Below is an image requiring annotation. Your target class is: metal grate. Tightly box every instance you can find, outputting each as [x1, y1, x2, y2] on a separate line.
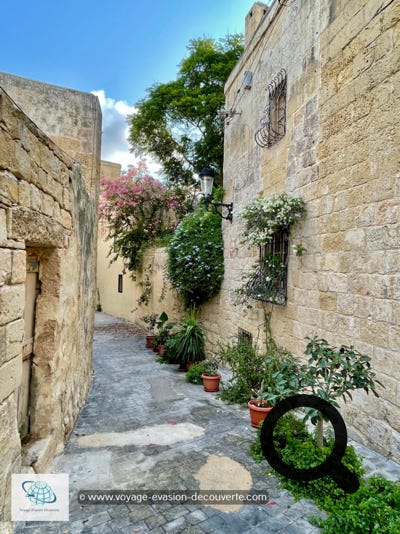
[255, 69, 287, 148]
[238, 328, 253, 346]
[245, 230, 289, 305]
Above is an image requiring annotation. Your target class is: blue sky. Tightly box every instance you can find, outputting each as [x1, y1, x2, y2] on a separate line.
[2, 0, 256, 168]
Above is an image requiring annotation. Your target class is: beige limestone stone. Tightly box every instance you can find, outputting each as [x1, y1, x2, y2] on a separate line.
[10, 250, 25, 284]
[194, 454, 252, 512]
[0, 357, 22, 403]
[0, 81, 100, 516]
[0, 250, 12, 286]
[0, 284, 24, 327]
[5, 319, 24, 362]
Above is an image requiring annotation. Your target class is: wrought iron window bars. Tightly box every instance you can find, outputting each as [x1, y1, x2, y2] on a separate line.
[255, 68, 287, 148]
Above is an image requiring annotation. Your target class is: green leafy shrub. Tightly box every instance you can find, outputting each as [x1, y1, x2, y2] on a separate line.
[250, 413, 309, 463]
[218, 340, 266, 404]
[312, 476, 400, 533]
[218, 339, 301, 405]
[299, 336, 383, 447]
[277, 435, 364, 510]
[167, 209, 224, 307]
[186, 362, 206, 384]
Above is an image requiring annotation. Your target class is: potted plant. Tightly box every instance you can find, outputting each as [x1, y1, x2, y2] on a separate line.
[299, 337, 383, 447]
[248, 348, 301, 428]
[142, 313, 158, 349]
[201, 360, 221, 392]
[168, 308, 206, 371]
[154, 312, 174, 355]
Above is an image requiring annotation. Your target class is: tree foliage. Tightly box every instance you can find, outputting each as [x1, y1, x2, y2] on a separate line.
[99, 160, 188, 272]
[128, 34, 243, 186]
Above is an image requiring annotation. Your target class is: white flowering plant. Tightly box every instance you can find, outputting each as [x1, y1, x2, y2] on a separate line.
[239, 192, 306, 247]
[235, 193, 306, 306]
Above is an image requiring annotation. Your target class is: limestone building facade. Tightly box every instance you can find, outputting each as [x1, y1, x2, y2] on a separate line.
[204, 0, 399, 461]
[0, 74, 101, 519]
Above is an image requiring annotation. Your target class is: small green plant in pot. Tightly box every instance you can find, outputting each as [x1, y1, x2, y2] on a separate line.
[201, 360, 221, 392]
[142, 313, 158, 349]
[168, 308, 206, 371]
[299, 337, 384, 447]
[248, 347, 301, 428]
[154, 312, 174, 354]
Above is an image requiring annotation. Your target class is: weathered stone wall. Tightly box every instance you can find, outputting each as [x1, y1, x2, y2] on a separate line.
[206, 0, 400, 461]
[0, 72, 101, 195]
[0, 83, 99, 519]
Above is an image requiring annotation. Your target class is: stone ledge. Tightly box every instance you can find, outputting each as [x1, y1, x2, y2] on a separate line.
[21, 436, 59, 473]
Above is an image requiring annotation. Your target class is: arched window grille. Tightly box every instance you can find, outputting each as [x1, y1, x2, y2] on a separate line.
[255, 69, 287, 148]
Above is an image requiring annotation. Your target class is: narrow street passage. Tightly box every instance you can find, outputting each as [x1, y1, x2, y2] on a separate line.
[16, 313, 326, 533]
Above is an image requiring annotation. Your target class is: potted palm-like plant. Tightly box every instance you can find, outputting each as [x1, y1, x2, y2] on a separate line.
[201, 360, 221, 392]
[168, 308, 206, 371]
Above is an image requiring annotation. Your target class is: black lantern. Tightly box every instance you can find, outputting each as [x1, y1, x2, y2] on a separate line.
[198, 167, 233, 222]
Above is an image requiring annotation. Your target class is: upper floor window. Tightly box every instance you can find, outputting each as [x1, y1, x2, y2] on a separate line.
[255, 68, 287, 148]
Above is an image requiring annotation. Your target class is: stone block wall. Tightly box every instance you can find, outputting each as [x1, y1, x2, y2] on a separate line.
[0, 72, 101, 195]
[0, 84, 99, 519]
[209, 0, 400, 461]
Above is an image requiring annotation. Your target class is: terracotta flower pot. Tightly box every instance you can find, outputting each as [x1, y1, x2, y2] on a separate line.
[158, 345, 166, 356]
[247, 399, 273, 428]
[146, 334, 156, 349]
[201, 374, 221, 392]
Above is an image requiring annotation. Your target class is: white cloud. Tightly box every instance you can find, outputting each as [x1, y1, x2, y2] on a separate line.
[92, 89, 161, 175]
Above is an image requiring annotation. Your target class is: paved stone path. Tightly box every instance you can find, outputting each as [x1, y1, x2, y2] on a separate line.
[14, 313, 400, 533]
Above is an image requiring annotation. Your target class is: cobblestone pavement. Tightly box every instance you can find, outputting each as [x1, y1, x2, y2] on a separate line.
[14, 313, 400, 533]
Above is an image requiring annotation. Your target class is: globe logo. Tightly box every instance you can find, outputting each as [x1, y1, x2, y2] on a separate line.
[22, 480, 57, 505]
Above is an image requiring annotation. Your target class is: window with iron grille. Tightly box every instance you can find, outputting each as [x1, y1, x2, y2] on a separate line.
[245, 229, 289, 305]
[255, 69, 287, 148]
[238, 328, 253, 346]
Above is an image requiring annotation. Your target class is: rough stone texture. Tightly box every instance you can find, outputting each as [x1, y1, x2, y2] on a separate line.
[0, 82, 100, 520]
[216, 0, 400, 462]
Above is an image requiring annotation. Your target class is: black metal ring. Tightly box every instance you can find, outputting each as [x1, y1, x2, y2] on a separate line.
[260, 394, 360, 493]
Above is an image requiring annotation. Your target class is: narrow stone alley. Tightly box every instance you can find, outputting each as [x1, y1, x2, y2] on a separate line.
[14, 313, 400, 533]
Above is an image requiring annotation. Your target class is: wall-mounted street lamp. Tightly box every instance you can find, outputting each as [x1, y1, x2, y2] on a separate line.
[198, 166, 233, 223]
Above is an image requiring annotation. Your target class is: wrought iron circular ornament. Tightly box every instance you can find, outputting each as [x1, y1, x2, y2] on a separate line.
[260, 394, 360, 493]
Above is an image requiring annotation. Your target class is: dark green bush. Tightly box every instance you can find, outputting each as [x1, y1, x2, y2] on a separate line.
[186, 362, 205, 384]
[218, 340, 267, 404]
[167, 209, 224, 307]
[311, 476, 400, 533]
[249, 412, 309, 463]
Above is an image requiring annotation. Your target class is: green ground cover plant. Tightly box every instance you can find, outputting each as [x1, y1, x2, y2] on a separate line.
[249, 418, 400, 533]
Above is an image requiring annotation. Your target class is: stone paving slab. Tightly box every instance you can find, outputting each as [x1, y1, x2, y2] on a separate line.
[13, 313, 400, 533]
